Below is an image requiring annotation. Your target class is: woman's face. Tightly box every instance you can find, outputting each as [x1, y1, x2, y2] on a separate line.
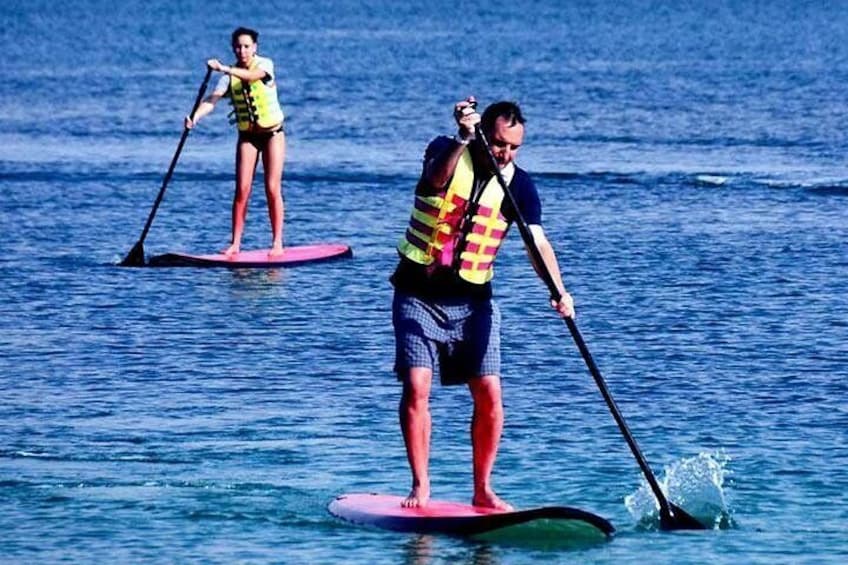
[232, 34, 257, 65]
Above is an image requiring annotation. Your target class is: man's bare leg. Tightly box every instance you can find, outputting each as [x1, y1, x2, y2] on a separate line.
[469, 375, 513, 511]
[399, 368, 432, 508]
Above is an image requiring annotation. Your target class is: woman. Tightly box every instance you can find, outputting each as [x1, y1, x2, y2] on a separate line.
[186, 27, 286, 257]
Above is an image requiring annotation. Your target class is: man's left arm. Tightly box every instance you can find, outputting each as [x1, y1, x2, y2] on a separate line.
[511, 171, 575, 318]
[525, 224, 574, 319]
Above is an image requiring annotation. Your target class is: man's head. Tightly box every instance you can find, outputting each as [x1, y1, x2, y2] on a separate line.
[481, 101, 525, 169]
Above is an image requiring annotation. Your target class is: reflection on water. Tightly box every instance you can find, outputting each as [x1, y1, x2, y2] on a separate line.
[401, 535, 435, 565]
[227, 267, 288, 286]
[401, 535, 502, 565]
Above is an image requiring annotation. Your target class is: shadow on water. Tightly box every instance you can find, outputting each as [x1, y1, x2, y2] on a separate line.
[804, 184, 848, 197]
[470, 518, 613, 551]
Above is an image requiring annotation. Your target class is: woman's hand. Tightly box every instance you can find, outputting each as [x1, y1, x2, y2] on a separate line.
[206, 58, 226, 72]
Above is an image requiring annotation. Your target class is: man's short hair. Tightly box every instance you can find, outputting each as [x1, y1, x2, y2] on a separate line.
[481, 101, 525, 134]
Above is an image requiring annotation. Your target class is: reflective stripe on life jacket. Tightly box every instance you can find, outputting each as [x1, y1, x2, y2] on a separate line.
[397, 147, 513, 284]
[230, 58, 284, 131]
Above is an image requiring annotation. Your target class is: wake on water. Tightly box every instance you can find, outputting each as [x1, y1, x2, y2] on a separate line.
[624, 451, 735, 531]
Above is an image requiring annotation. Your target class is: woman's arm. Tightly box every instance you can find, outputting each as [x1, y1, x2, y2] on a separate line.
[185, 91, 224, 129]
[208, 58, 267, 83]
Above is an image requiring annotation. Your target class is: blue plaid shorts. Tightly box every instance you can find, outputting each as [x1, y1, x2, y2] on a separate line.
[392, 291, 501, 385]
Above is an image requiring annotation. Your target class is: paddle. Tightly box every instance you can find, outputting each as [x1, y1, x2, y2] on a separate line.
[120, 67, 213, 267]
[473, 124, 705, 531]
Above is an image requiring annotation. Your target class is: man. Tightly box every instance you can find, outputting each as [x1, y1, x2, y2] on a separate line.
[391, 97, 574, 510]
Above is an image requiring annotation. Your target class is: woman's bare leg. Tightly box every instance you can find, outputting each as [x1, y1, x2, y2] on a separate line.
[223, 139, 260, 255]
[263, 131, 286, 256]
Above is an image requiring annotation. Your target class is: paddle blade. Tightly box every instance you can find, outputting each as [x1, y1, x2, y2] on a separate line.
[660, 503, 708, 531]
[120, 241, 146, 267]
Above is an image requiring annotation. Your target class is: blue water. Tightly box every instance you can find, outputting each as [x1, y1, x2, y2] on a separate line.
[2, 0, 847, 562]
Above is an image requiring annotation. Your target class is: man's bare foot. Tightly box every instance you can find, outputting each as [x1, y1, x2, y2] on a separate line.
[472, 489, 514, 511]
[401, 485, 430, 508]
[222, 243, 240, 257]
[268, 246, 285, 258]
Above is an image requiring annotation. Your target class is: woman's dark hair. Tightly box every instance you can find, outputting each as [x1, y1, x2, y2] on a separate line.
[481, 101, 525, 134]
[232, 27, 259, 45]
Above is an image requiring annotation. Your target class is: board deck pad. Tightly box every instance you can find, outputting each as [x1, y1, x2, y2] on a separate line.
[148, 244, 352, 268]
[328, 493, 614, 545]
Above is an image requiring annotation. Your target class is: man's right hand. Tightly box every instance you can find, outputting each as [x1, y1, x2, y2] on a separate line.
[453, 97, 480, 141]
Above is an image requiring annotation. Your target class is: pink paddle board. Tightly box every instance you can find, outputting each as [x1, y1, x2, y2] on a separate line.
[148, 244, 352, 268]
[328, 493, 614, 541]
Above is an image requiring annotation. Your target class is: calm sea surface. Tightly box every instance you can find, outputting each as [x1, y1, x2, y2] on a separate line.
[1, 1, 846, 563]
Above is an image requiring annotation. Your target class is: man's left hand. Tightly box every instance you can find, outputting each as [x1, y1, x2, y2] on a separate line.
[551, 291, 574, 319]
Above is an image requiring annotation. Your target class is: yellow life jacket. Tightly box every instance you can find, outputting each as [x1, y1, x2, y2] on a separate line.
[230, 58, 284, 131]
[397, 147, 513, 284]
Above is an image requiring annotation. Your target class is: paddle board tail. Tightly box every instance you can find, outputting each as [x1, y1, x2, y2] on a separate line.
[328, 493, 614, 546]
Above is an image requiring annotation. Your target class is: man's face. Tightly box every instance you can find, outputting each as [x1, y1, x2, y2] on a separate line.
[488, 116, 524, 169]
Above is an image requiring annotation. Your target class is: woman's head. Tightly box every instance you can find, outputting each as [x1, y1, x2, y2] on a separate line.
[231, 27, 258, 46]
[231, 27, 259, 64]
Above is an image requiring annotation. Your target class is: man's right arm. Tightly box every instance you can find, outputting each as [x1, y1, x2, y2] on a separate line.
[423, 97, 480, 190]
[423, 137, 469, 190]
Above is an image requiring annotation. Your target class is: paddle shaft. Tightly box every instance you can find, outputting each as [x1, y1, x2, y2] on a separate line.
[473, 125, 695, 529]
[121, 68, 213, 266]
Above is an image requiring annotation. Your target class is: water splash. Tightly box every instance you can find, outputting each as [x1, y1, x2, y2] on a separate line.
[624, 451, 735, 530]
[694, 174, 729, 186]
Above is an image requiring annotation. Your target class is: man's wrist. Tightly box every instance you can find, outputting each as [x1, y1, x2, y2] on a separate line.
[453, 135, 471, 146]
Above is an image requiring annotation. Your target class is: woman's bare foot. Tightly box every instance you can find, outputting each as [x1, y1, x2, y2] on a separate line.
[472, 489, 513, 511]
[222, 243, 240, 257]
[268, 245, 285, 258]
[401, 485, 430, 508]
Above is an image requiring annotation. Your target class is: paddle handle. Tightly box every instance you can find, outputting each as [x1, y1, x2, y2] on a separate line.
[563, 317, 676, 521]
[473, 124, 678, 523]
[123, 68, 212, 265]
[136, 67, 213, 244]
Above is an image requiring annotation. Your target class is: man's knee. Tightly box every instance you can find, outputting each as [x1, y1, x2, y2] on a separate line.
[470, 375, 503, 411]
[402, 368, 432, 408]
